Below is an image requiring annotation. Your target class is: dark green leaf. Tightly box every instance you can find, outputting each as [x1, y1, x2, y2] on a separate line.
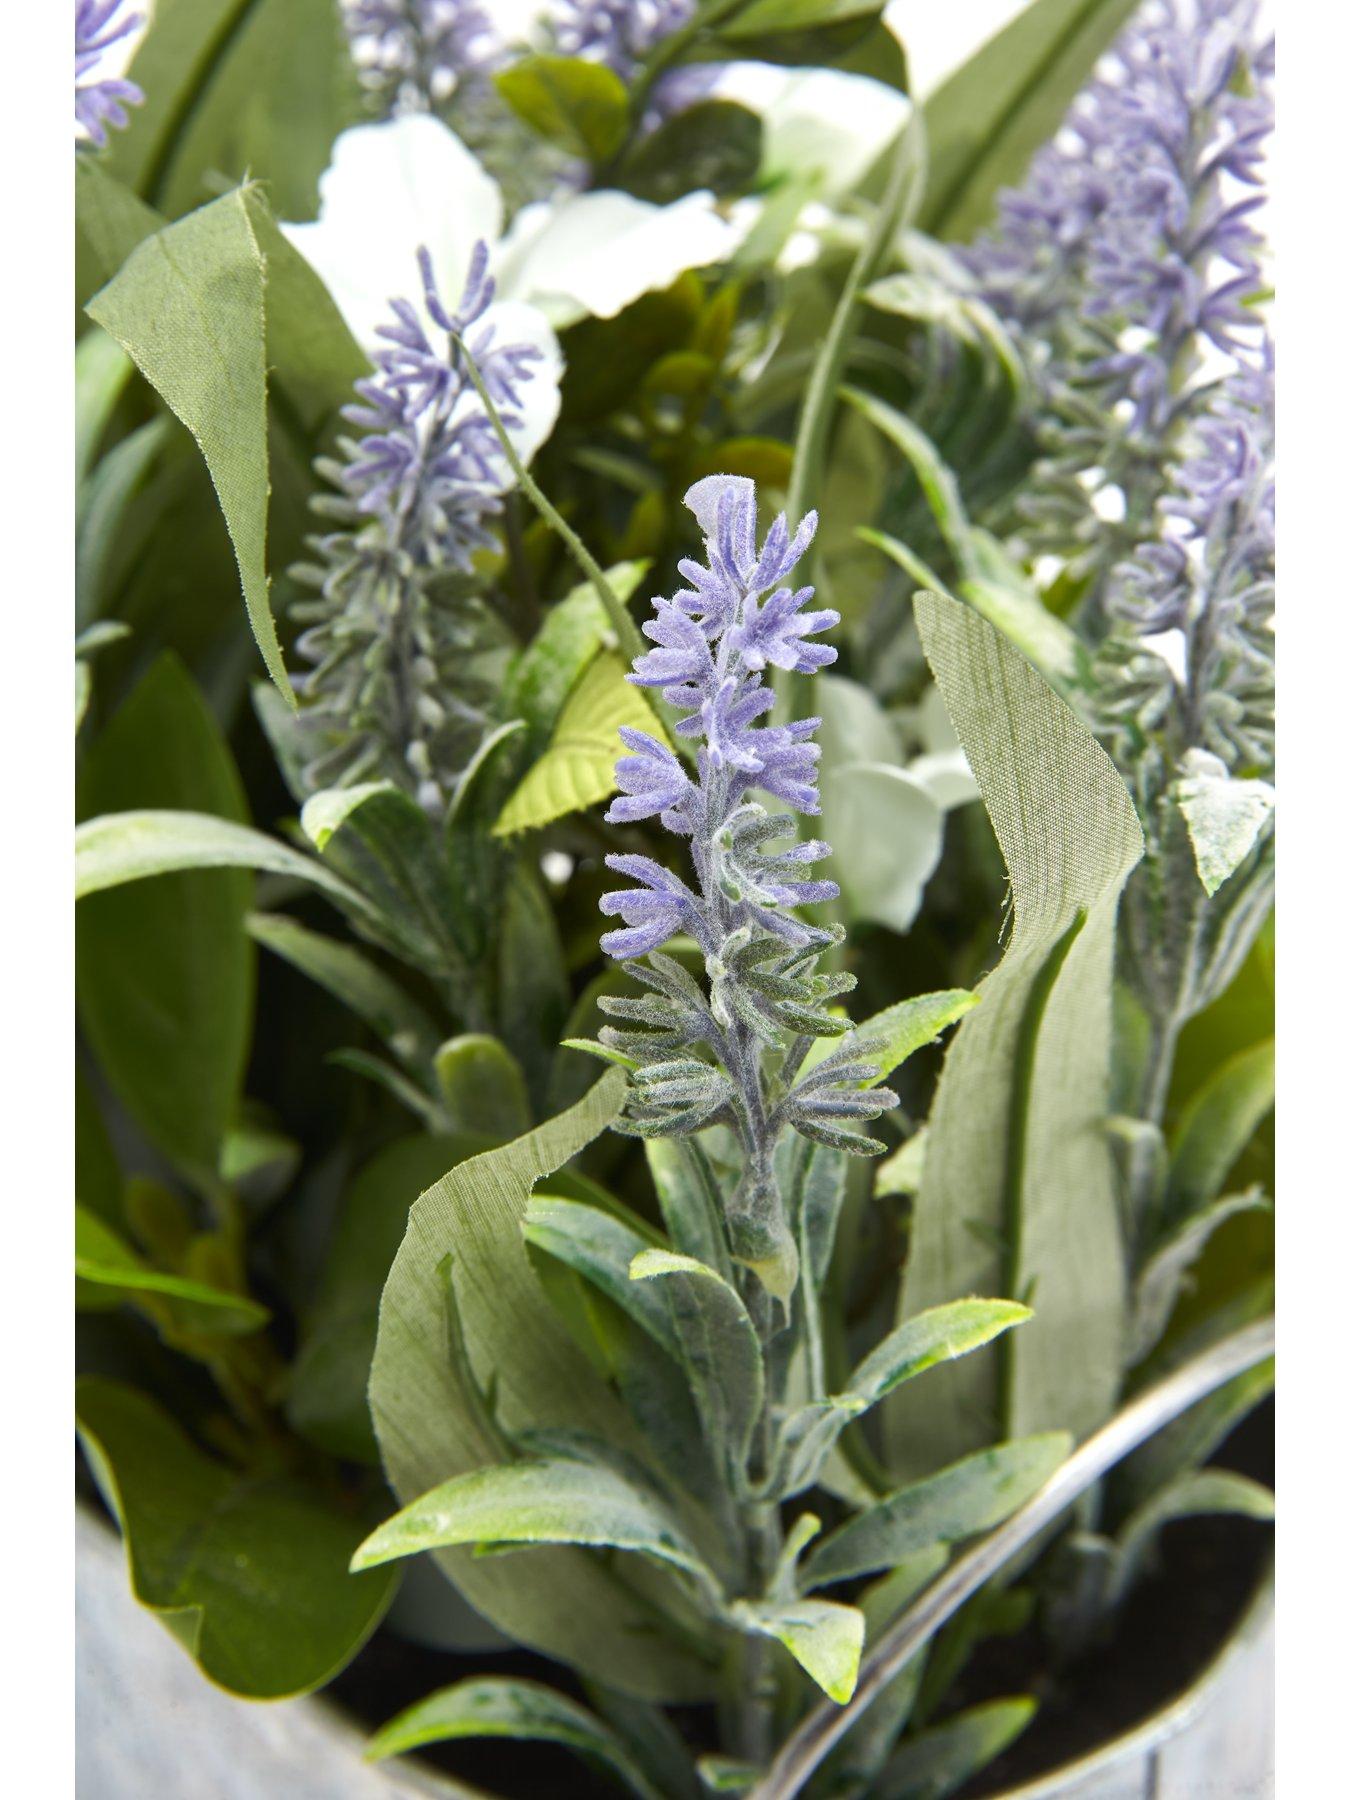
[1167, 1039, 1275, 1219]
[435, 1036, 533, 1137]
[622, 101, 763, 203]
[876, 1697, 1037, 1799]
[496, 55, 630, 161]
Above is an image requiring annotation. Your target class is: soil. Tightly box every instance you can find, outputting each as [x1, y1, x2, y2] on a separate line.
[328, 1399, 1274, 1798]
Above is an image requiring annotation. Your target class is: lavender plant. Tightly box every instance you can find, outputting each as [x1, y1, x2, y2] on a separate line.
[339, 0, 502, 114]
[287, 242, 541, 812]
[75, 0, 143, 146]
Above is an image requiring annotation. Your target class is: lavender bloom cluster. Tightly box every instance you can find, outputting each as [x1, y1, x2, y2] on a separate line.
[341, 0, 501, 113]
[596, 478, 895, 1292]
[75, 0, 143, 147]
[290, 243, 541, 811]
[553, 0, 694, 82]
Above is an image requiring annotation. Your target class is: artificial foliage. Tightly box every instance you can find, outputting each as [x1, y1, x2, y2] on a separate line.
[75, 2, 1275, 1796]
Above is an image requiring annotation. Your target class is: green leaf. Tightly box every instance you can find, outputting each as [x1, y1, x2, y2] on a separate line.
[435, 1036, 532, 1138]
[629, 1249, 765, 1488]
[1110, 1469, 1273, 1603]
[496, 651, 669, 837]
[1129, 1189, 1270, 1366]
[525, 1199, 677, 1355]
[1175, 753, 1275, 897]
[75, 656, 253, 1185]
[75, 809, 369, 913]
[286, 1134, 493, 1463]
[802, 990, 979, 1086]
[506, 562, 649, 756]
[76, 1377, 397, 1698]
[77, 417, 173, 629]
[644, 1138, 733, 1279]
[804, 1433, 1071, 1589]
[1167, 1040, 1275, 1219]
[496, 54, 630, 161]
[76, 1204, 269, 1336]
[76, 159, 161, 304]
[353, 1458, 717, 1598]
[621, 101, 763, 202]
[918, 0, 1142, 241]
[730, 1597, 865, 1705]
[247, 910, 441, 1072]
[367, 1071, 715, 1700]
[885, 593, 1142, 1475]
[875, 1697, 1037, 1799]
[107, 0, 361, 219]
[366, 1677, 662, 1797]
[846, 1300, 1033, 1407]
[716, 2, 902, 92]
[86, 188, 292, 701]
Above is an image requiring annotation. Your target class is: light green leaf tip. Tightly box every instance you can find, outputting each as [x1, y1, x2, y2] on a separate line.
[731, 1597, 865, 1705]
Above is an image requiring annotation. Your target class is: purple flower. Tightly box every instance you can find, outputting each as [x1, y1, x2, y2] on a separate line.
[75, 0, 143, 147]
[552, 0, 694, 83]
[599, 855, 701, 959]
[341, 0, 501, 112]
[607, 729, 694, 830]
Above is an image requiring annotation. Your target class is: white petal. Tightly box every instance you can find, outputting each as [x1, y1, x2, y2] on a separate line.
[495, 189, 742, 326]
[477, 300, 563, 475]
[712, 63, 910, 199]
[282, 115, 504, 349]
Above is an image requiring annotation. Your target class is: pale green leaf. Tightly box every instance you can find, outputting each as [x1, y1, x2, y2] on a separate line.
[76, 1377, 397, 1698]
[1175, 750, 1275, 896]
[1110, 1469, 1273, 1602]
[801, 990, 979, 1085]
[846, 1300, 1033, 1406]
[496, 651, 668, 837]
[885, 593, 1143, 1474]
[1167, 1038, 1275, 1218]
[1129, 1188, 1270, 1365]
[730, 1597, 864, 1705]
[367, 1071, 715, 1700]
[506, 561, 648, 753]
[366, 1677, 661, 1798]
[875, 1697, 1037, 1799]
[524, 1198, 677, 1356]
[822, 762, 943, 935]
[804, 1433, 1071, 1589]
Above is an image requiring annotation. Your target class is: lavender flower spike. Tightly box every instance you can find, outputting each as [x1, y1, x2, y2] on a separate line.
[596, 478, 894, 1297]
[75, 0, 144, 147]
[341, 1, 501, 113]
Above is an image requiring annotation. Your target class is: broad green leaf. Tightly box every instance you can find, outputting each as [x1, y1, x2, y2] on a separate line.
[804, 1433, 1071, 1589]
[86, 188, 291, 700]
[525, 1199, 677, 1355]
[76, 1204, 269, 1336]
[629, 1249, 766, 1487]
[1129, 1189, 1270, 1366]
[495, 650, 669, 837]
[108, 0, 361, 219]
[367, 1071, 715, 1699]
[505, 562, 648, 756]
[918, 0, 1142, 241]
[75, 656, 253, 1184]
[730, 1597, 865, 1705]
[1175, 752, 1275, 897]
[287, 1134, 492, 1464]
[353, 1459, 717, 1601]
[76, 1377, 397, 1698]
[1110, 1469, 1273, 1603]
[366, 1677, 662, 1798]
[885, 593, 1142, 1473]
[75, 809, 369, 912]
[875, 1697, 1037, 1799]
[1167, 1039, 1275, 1219]
[622, 101, 764, 203]
[247, 911, 441, 1072]
[435, 1036, 532, 1138]
[496, 55, 630, 161]
[715, 1, 904, 94]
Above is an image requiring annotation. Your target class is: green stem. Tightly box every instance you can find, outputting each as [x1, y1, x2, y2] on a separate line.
[625, 0, 752, 127]
[737, 1277, 785, 1765]
[453, 336, 647, 667]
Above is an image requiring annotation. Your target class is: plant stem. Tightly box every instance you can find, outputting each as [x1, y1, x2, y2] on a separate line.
[736, 1277, 785, 1765]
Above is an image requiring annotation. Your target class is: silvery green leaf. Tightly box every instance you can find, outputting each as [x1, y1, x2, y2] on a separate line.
[644, 1139, 733, 1278]
[1108, 1469, 1273, 1606]
[365, 1676, 662, 1799]
[803, 1434, 1071, 1589]
[1175, 748, 1275, 896]
[76, 809, 367, 911]
[1166, 1038, 1275, 1219]
[524, 1198, 676, 1358]
[873, 1697, 1037, 1800]
[629, 1250, 765, 1489]
[1129, 1188, 1270, 1366]
[729, 1597, 865, 1705]
[798, 989, 979, 1087]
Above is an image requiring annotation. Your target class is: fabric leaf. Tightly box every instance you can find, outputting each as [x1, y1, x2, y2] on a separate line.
[730, 1597, 865, 1706]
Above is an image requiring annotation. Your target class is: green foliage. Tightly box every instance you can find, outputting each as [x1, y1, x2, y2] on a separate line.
[76, 1378, 397, 1698]
[497, 55, 631, 162]
[76, 1205, 270, 1337]
[621, 102, 764, 203]
[874, 1697, 1037, 1799]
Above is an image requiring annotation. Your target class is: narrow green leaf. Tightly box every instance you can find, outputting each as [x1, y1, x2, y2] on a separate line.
[1111, 1469, 1273, 1602]
[1129, 1188, 1270, 1367]
[76, 1377, 397, 1698]
[1167, 1039, 1275, 1218]
[919, 0, 1141, 240]
[525, 1197, 676, 1354]
[886, 593, 1142, 1473]
[506, 561, 648, 755]
[367, 1072, 715, 1699]
[730, 1597, 865, 1705]
[875, 1697, 1037, 1799]
[75, 1204, 269, 1335]
[496, 54, 630, 161]
[802, 990, 979, 1086]
[496, 650, 669, 837]
[644, 1138, 733, 1278]
[846, 1300, 1033, 1406]
[804, 1434, 1071, 1589]
[86, 188, 291, 700]
[366, 1677, 662, 1798]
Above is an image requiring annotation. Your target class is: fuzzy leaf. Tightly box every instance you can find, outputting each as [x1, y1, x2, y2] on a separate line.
[496, 650, 669, 837]
[846, 1300, 1033, 1406]
[76, 1377, 396, 1698]
[524, 1198, 676, 1356]
[435, 1036, 532, 1138]
[801, 990, 978, 1086]
[1110, 1469, 1273, 1604]
[366, 1071, 714, 1700]
[874, 1697, 1037, 1799]
[365, 1677, 662, 1797]
[1166, 1039, 1275, 1219]
[730, 1597, 865, 1706]
[804, 1434, 1071, 1589]
[1175, 753, 1275, 897]
[886, 594, 1142, 1474]
[1129, 1189, 1270, 1366]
